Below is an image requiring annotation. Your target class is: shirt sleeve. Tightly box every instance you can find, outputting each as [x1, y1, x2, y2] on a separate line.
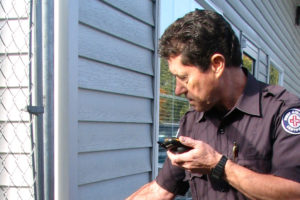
[156, 157, 189, 196]
[271, 106, 300, 183]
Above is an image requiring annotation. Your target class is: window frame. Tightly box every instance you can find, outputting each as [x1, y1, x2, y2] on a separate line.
[242, 52, 256, 75]
[241, 34, 259, 78]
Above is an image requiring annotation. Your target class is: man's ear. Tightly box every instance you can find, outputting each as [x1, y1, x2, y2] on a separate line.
[210, 53, 225, 78]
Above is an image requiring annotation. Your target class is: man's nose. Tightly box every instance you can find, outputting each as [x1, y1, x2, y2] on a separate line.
[175, 79, 187, 96]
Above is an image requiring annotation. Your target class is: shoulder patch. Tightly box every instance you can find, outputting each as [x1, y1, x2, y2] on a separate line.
[281, 108, 300, 135]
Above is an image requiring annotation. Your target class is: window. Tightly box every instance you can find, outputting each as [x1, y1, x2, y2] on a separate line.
[158, 0, 203, 168]
[242, 53, 255, 75]
[268, 62, 283, 85]
[158, 2, 202, 199]
[241, 35, 258, 77]
[159, 59, 190, 165]
[269, 64, 279, 85]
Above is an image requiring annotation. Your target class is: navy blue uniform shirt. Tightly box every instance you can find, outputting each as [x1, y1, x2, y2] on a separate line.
[156, 70, 300, 200]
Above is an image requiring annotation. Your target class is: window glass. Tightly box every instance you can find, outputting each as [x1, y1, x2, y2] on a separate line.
[242, 53, 255, 74]
[159, 0, 203, 167]
[269, 63, 280, 85]
[159, 59, 190, 165]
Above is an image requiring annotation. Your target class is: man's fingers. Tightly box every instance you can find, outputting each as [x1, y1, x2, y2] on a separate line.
[167, 151, 184, 165]
[167, 150, 191, 165]
[167, 151, 178, 162]
[179, 136, 197, 148]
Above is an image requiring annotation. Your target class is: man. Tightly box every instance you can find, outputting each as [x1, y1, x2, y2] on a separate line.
[127, 9, 300, 200]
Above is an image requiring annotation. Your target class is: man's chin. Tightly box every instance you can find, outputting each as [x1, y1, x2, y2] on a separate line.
[191, 105, 203, 112]
[191, 104, 211, 112]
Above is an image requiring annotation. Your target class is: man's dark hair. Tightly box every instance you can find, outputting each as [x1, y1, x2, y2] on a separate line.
[159, 9, 242, 71]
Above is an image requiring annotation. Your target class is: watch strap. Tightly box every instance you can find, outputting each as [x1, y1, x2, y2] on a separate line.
[210, 155, 228, 180]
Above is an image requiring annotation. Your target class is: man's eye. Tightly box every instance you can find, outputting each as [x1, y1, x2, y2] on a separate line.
[178, 76, 187, 81]
[177, 76, 186, 80]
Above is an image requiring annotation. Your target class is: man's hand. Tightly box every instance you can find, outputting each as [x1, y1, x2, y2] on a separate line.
[167, 136, 222, 174]
[126, 181, 175, 200]
[167, 137, 300, 200]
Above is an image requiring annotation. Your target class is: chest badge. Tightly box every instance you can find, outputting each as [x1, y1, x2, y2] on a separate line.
[281, 108, 300, 135]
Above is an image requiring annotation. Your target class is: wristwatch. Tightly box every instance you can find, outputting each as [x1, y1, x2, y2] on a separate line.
[210, 155, 228, 180]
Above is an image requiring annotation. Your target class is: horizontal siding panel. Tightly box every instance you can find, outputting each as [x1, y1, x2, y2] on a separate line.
[259, 50, 268, 65]
[0, 55, 29, 87]
[212, 0, 300, 95]
[102, 0, 154, 26]
[227, 0, 300, 74]
[78, 148, 151, 185]
[79, 0, 154, 50]
[284, 79, 300, 97]
[78, 89, 152, 123]
[78, 24, 153, 75]
[271, 1, 300, 51]
[0, 123, 31, 153]
[0, 88, 29, 121]
[256, 0, 300, 66]
[246, 40, 258, 54]
[79, 172, 150, 200]
[78, 122, 152, 152]
[258, 71, 267, 83]
[78, 58, 153, 98]
[214, 0, 295, 70]
[259, 61, 268, 76]
[243, 0, 292, 53]
[0, 19, 29, 53]
[254, 0, 300, 94]
[211, 1, 260, 43]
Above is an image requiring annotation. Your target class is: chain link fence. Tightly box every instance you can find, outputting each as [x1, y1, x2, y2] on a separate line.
[0, 0, 37, 199]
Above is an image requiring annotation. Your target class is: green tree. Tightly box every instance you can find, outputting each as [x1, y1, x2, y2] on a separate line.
[269, 64, 279, 85]
[160, 58, 174, 95]
[243, 54, 254, 74]
[159, 59, 189, 124]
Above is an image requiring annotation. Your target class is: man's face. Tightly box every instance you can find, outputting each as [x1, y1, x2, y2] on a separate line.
[168, 55, 220, 112]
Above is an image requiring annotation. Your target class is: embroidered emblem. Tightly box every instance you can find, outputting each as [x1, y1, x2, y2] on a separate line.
[281, 108, 300, 135]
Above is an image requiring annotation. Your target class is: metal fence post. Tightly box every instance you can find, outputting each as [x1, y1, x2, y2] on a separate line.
[32, 0, 44, 199]
[42, 0, 54, 199]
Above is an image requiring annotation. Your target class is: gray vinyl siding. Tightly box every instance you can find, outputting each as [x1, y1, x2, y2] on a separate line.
[200, 0, 300, 95]
[258, 49, 268, 83]
[77, 0, 156, 199]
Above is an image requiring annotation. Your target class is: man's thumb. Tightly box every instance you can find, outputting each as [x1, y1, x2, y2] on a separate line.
[179, 136, 196, 148]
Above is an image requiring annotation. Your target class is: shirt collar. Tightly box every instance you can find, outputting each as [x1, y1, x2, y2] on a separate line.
[196, 111, 205, 122]
[196, 68, 262, 122]
[235, 68, 262, 117]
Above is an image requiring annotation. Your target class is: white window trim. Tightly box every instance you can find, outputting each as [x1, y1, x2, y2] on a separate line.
[241, 33, 263, 80]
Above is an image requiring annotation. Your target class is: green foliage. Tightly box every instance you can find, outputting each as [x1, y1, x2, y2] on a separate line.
[269, 64, 279, 85]
[243, 54, 254, 74]
[159, 97, 190, 124]
[160, 58, 174, 95]
[159, 59, 190, 124]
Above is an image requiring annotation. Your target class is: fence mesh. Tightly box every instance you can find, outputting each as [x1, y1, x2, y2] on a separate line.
[0, 0, 36, 199]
